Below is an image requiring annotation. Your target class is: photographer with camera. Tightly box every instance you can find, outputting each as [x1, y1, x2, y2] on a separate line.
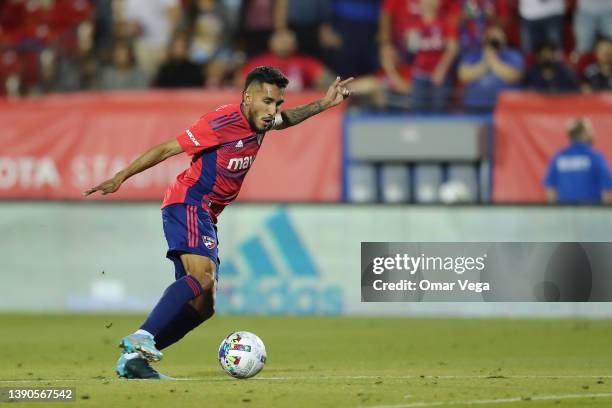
[458, 24, 524, 112]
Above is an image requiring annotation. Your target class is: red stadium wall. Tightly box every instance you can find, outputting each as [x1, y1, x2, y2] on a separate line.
[0, 90, 342, 202]
[493, 92, 612, 203]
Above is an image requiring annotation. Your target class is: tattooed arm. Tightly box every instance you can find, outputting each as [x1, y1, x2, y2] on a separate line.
[273, 77, 354, 130]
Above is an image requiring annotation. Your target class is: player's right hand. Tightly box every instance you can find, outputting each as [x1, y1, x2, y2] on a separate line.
[82, 176, 123, 196]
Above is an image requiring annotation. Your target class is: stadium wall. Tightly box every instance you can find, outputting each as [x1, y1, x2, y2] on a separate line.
[1, 202, 611, 318]
[0, 91, 342, 202]
[4, 91, 612, 204]
[493, 92, 612, 202]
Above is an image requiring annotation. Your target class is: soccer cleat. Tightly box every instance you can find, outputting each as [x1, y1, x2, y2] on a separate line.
[119, 333, 163, 362]
[116, 354, 173, 380]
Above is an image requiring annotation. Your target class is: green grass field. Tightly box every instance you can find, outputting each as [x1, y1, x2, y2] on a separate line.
[0, 315, 611, 407]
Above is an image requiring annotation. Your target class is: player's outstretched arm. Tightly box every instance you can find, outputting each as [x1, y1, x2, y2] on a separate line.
[275, 76, 354, 130]
[82, 138, 183, 196]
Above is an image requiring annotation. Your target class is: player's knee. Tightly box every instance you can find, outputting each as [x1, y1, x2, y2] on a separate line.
[181, 255, 216, 291]
[194, 270, 215, 292]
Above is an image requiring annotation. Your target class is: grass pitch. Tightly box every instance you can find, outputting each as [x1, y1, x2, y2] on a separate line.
[0, 315, 611, 407]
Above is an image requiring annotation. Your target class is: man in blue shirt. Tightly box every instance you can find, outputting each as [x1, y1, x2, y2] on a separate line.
[544, 118, 612, 204]
[458, 24, 524, 111]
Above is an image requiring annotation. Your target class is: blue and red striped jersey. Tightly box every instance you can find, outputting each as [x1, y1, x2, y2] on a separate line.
[162, 103, 266, 223]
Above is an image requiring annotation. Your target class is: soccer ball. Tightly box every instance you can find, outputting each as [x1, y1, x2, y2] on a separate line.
[218, 331, 267, 379]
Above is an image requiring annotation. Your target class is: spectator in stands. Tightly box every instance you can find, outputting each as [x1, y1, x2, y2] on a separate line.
[274, 0, 335, 60]
[377, 0, 419, 90]
[582, 38, 612, 92]
[381, 0, 458, 111]
[544, 118, 612, 204]
[573, 0, 612, 55]
[327, 0, 380, 78]
[458, 24, 524, 111]
[238, 0, 277, 58]
[519, 0, 565, 53]
[378, 0, 418, 93]
[92, 0, 114, 58]
[120, 0, 181, 79]
[182, 0, 234, 87]
[97, 40, 147, 90]
[153, 32, 204, 88]
[238, 30, 335, 91]
[457, 0, 511, 53]
[523, 41, 578, 92]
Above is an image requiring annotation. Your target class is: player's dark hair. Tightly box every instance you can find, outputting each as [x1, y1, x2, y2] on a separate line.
[244, 66, 289, 92]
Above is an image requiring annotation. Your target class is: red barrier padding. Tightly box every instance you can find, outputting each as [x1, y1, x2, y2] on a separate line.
[493, 92, 612, 202]
[0, 90, 342, 202]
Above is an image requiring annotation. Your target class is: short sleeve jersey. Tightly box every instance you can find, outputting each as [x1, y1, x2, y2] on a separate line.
[162, 103, 267, 223]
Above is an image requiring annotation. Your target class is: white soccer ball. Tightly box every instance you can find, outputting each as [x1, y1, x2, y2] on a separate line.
[218, 331, 267, 379]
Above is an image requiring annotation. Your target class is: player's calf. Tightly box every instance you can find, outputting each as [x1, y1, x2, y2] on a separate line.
[190, 291, 215, 321]
[181, 253, 217, 320]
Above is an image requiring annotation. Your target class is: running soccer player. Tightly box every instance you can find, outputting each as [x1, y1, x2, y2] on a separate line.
[83, 66, 353, 379]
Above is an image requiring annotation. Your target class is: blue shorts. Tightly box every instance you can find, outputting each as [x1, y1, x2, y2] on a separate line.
[162, 203, 220, 280]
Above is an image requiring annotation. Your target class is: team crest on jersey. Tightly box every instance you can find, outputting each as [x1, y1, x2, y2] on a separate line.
[202, 235, 216, 249]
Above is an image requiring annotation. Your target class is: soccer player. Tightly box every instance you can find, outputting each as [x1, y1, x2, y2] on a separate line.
[83, 66, 353, 379]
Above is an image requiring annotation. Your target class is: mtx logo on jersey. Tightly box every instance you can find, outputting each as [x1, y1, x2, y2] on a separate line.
[202, 235, 216, 249]
[227, 156, 255, 171]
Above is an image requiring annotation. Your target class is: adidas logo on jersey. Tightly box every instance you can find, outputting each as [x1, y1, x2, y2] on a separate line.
[235, 140, 243, 148]
[227, 156, 255, 170]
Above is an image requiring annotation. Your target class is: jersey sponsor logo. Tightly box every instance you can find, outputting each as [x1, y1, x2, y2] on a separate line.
[227, 156, 255, 171]
[202, 235, 217, 249]
[186, 129, 200, 146]
[235, 140, 243, 148]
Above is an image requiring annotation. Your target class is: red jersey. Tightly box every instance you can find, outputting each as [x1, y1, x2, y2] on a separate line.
[162, 103, 266, 223]
[410, 14, 458, 78]
[382, 0, 459, 47]
[241, 52, 325, 91]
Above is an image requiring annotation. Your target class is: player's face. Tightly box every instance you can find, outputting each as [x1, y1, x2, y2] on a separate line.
[244, 83, 284, 132]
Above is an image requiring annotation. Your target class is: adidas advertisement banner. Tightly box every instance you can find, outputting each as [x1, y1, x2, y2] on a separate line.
[2, 203, 612, 317]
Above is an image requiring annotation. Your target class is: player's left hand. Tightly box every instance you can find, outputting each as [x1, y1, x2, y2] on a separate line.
[323, 76, 354, 108]
[82, 175, 124, 197]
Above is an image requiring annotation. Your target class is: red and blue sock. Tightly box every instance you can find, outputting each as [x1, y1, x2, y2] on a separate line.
[140, 275, 203, 337]
[154, 302, 205, 350]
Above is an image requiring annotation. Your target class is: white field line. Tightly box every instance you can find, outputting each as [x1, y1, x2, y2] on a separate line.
[0, 374, 611, 383]
[362, 392, 612, 408]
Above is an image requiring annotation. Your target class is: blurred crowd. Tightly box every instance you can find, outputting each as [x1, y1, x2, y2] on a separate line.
[0, 0, 611, 111]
